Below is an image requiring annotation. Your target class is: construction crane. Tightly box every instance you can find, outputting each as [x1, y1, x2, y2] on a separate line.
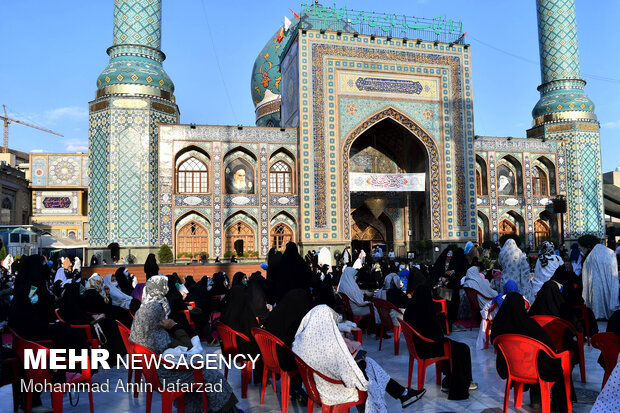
[1, 104, 64, 153]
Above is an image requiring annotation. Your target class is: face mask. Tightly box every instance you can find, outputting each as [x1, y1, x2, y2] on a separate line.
[242, 279, 247, 286]
[207, 278, 213, 291]
[30, 294, 39, 305]
[111, 281, 119, 288]
[337, 314, 343, 323]
[124, 269, 129, 277]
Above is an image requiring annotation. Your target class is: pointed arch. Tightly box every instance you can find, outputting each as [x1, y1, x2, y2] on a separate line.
[342, 107, 441, 240]
[174, 211, 211, 257]
[223, 212, 258, 256]
[476, 154, 488, 196]
[534, 155, 557, 196]
[477, 211, 490, 244]
[497, 155, 524, 196]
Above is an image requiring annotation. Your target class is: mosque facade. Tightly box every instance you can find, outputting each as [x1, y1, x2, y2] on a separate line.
[85, 0, 604, 262]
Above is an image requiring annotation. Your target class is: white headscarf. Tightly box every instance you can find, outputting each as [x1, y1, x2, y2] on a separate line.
[582, 244, 620, 319]
[72, 257, 81, 273]
[103, 273, 133, 309]
[463, 266, 498, 308]
[318, 247, 331, 267]
[532, 242, 563, 297]
[54, 267, 71, 287]
[2, 255, 13, 271]
[293, 305, 368, 405]
[337, 267, 365, 306]
[497, 239, 533, 303]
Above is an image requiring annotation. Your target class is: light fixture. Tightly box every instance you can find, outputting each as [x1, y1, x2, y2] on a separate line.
[416, 39, 422, 45]
[237, 125, 243, 130]
[320, 29, 326, 34]
[507, 136, 512, 141]
[280, 128, 286, 132]
[302, 29, 307, 34]
[402, 37, 408, 45]
[353, 32, 358, 38]
[386, 36, 392, 42]
[337, 31, 342, 36]
[434, 40, 438, 46]
[370, 35, 376, 40]
[190, 123, 196, 129]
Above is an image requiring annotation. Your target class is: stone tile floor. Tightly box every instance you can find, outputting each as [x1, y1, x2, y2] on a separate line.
[0, 322, 606, 412]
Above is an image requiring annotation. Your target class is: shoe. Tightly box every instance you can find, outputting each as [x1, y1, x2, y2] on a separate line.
[400, 388, 426, 408]
[469, 381, 478, 391]
[440, 385, 449, 393]
[441, 377, 449, 393]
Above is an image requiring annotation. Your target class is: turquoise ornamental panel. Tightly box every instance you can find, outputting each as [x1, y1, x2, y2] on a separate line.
[536, 0, 580, 83]
[113, 0, 162, 49]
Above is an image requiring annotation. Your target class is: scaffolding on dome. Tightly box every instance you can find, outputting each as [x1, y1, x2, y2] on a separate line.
[299, 2, 464, 43]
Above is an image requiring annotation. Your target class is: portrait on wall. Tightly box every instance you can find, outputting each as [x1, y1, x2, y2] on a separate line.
[225, 158, 255, 194]
[497, 165, 515, 196]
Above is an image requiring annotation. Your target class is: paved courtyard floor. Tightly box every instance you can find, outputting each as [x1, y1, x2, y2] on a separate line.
[0, 322, 606, 412]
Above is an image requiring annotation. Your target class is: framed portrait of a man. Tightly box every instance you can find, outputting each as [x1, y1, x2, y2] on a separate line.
[497, 165, 515, 196]
[225, 158, 255, 194]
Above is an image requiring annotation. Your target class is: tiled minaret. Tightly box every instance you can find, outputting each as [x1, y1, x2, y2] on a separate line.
[88, 0, 179, 252]
[528, 0, 604, 241]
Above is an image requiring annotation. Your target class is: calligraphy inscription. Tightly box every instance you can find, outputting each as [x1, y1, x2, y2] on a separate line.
[356, 77, 423, 95]
[42, 197, 72, 209]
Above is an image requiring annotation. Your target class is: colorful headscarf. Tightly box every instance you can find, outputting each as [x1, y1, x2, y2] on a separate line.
[491, 279, 519, 307]
[539, 241, 555, 267]
[86, 273, 109, 303]
[142, 275, 170, 317]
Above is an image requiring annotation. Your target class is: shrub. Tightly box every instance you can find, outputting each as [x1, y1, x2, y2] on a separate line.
[242, 251, 250, 258]
[159, 245, 173, 263]
[250, 250, 259, 257]
[0, 246, 6, 261]
[223, 251, 232, 258]
[578, 234, 601, 250]
[499, 234, 522, 248]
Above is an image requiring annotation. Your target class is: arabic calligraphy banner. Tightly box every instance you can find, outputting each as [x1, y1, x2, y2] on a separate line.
[350, 173, 425, 192]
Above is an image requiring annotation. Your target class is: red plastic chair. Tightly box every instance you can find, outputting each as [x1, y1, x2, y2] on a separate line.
[372, 298, 403, 355]
[8, 327, 53, 349]
[433, 298, 450, 335]
[338, 292, 374, 338]
[464, 287, 494, 331]
[531, 315, 585, 383]
[400, 320, 452, 390]
[573, 305, 591, 345]
[591, 332, 620, 389]
[493, 334, 572, 413]
[12, 338, 94, 413]
[116, 321, 142, 398]
[0, 333, 21, 412]
[215, 321, 255, 398]
[131, 342, 207, 413]
[55, 308, 100, 350]
[484, 299, 530, 350]
[251, 328, 298, 413]
[294, 354, 367, 413]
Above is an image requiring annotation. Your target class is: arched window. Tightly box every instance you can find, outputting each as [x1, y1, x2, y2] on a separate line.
[476, 170, 483, 196]
[269, 161, 292, 193]
[177, 221, 209, 256]
[499, 219, 517, 238]
[225, 221, 255, 256]
[534, 219, 551, 247]
[2, 198, 12, 210]
[532, 166, 549, 196]
[177, 157, 208, 193]
[271, 223, 293, 250]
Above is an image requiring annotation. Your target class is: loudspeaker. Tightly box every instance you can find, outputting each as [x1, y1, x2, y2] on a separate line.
[552, 198, 567, 214]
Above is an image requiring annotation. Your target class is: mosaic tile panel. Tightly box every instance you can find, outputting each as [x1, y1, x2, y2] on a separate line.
[259, 145, 269, 256]
[113, 0, 162, 49]
[212, 142, 222, 257]
[536, 0, 581, 83]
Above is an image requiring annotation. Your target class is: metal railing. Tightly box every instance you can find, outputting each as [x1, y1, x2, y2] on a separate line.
[299, 2, 464, 43]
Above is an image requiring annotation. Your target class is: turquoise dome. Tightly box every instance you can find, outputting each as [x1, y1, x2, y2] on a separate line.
[251, 17, 299, 124]
[532, 79, 595, 119]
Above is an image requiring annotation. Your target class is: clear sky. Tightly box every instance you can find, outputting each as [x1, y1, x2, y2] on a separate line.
[2, 0, 619, 171]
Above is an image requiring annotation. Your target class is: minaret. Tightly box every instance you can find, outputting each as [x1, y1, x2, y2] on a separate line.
[528, 0, 604, 241]
[88, 0, 179, 254]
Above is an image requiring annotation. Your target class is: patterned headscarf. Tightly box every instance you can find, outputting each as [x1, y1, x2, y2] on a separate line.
[142, 275, 170, 317]
[86, 273, 109, 303]
[539, 241, 555, 267]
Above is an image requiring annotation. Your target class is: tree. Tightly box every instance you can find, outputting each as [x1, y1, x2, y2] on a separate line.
[0, 246, 6, 261]
[159, 244, 173, 263]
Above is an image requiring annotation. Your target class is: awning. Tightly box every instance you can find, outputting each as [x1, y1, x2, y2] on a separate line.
[39, 234, 88, 249]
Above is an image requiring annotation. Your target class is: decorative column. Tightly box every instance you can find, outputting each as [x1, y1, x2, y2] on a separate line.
[88, 0, 179, 250]
[527, 0, 604, 241]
